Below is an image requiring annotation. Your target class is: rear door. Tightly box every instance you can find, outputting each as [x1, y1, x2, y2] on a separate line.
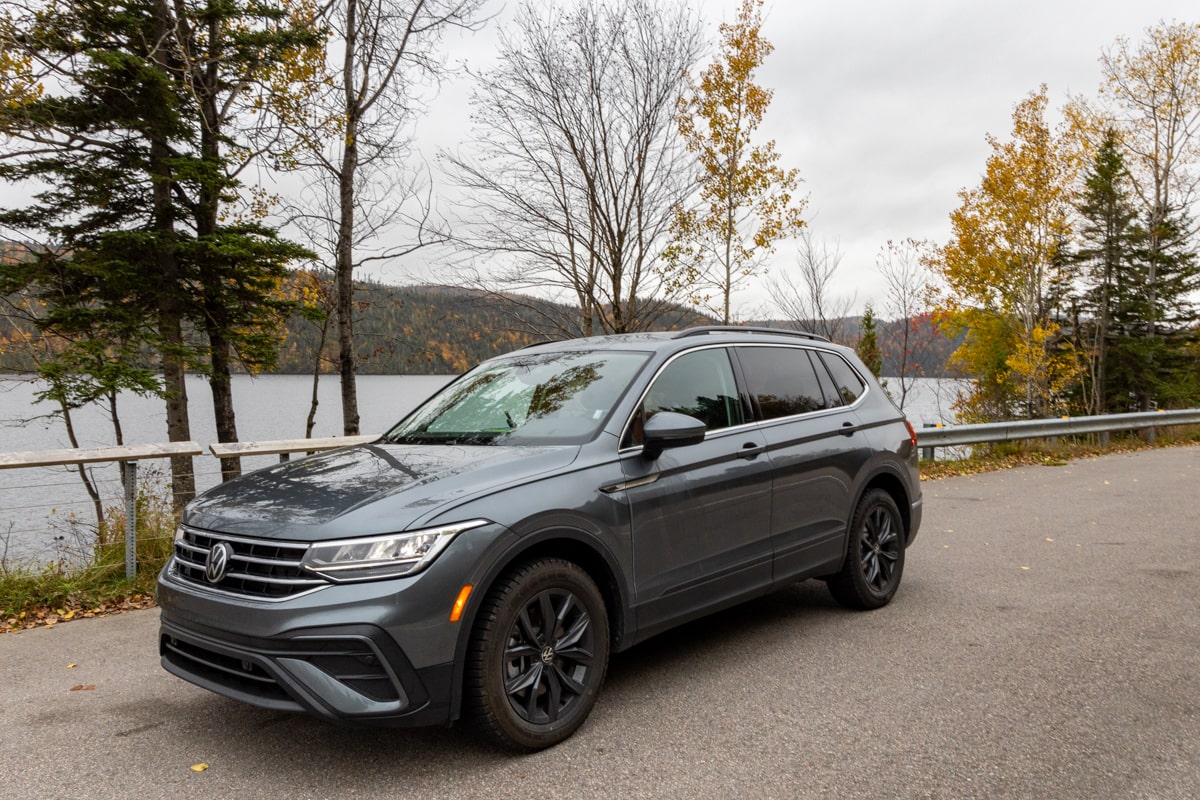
[732, 345, 873, 581]
[618, 346, 773, 637]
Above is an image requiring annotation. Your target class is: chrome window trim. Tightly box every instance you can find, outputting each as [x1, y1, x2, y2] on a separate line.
[615, 342, 872, 455]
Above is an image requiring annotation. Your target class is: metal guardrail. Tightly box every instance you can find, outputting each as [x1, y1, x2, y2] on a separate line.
[917, 409, 1200, 459]
[208, 434, 377, 461]
[0, 441, 205, 578]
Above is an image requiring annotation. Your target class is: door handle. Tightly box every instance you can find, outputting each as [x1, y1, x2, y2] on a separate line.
[840, 421, 855, 437]
[738, 442, 765, 459]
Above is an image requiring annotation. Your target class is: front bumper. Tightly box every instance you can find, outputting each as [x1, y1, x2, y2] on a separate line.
[159, 612, 453, 727]
[155, 521, 512, 727]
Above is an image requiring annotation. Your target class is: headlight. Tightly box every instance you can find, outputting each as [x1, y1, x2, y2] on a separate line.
[300, 520, 488, 582]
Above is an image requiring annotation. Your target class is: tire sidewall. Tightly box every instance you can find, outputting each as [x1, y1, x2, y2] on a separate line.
[472, 559, 610, 750]
[851, 489, 905, 604]
[829, 488, 906, 610]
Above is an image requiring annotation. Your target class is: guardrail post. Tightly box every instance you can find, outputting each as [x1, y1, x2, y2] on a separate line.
[921, 424, 938, 461]
[123, 461, 138, 579]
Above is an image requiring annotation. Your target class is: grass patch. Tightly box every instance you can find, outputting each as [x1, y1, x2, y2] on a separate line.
[1, 482, 175, 632]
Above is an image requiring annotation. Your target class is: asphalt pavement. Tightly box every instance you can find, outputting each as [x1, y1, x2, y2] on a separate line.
[1, 445, 1197, 799]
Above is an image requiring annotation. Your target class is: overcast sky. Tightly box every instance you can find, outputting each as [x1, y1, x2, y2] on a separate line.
[406, 0, 1199, 319]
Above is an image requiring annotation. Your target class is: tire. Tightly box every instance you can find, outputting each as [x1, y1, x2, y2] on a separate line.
[466, 558, 610, 751]
[827, 488, 906, 610]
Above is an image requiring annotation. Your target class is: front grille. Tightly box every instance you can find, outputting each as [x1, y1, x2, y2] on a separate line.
[172, 525, 327, 600]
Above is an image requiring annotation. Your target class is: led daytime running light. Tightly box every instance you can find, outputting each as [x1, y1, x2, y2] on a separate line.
[301, 520, 488, 582]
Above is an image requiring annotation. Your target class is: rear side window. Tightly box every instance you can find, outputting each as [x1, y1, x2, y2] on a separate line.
[819, 353, 868, 405]
[737, 346, 831, 420]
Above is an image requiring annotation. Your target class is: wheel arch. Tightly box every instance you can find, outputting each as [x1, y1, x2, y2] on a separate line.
[446, 527, 630, 722]
[858, 468, 914, 545]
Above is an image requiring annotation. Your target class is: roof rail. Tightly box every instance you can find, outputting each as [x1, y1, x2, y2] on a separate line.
[672, 325, 829, 342]
[514, 339, 556, 350]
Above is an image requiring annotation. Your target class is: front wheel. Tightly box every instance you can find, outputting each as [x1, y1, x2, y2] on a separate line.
[827, 489, 906, 610]
[466, 558, 609, 750]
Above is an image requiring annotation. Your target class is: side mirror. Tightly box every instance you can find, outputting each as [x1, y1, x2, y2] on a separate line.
[641, 411, 706, 459]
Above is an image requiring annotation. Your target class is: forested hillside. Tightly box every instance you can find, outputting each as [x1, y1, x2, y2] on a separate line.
[2, 275, 956, 377]
[274, 280, 957, 376]
[252, 279, 713, 374]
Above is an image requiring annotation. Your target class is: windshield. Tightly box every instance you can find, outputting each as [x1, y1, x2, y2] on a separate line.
[385, 350, 650, 446]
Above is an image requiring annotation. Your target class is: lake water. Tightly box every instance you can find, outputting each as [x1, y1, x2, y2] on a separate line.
[0, 373, 961, 565]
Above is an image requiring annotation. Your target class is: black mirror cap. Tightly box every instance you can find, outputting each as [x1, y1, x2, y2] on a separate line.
[641, 411, 707, 459]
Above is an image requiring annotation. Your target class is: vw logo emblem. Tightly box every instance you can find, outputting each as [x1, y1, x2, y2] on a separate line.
[205, 542, 234, 584]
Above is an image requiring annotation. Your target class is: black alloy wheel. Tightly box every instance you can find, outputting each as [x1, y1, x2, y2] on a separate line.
[467, 558, 609, 750]
[827, 488, 906, 610]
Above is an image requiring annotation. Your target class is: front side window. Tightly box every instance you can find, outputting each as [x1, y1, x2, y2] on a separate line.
[386, 350, 649, 445]
[737, 346, 832, 420]
[623, 348, 743, 447]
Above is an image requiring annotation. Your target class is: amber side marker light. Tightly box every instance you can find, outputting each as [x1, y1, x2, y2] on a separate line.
[450, 585, 474, 622]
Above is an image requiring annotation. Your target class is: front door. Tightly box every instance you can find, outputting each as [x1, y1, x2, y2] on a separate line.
[618, 347, 773, 639]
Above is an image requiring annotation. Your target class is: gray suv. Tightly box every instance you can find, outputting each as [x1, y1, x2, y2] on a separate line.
[157, 326, 922, 749]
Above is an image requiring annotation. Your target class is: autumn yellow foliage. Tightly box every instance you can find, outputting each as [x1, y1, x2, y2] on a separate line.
[931, 87, 1080, 421]
[667, 0, 806, 324]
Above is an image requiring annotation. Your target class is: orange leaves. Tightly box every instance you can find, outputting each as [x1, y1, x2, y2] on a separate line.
[1, 594, 156, 634]
[0, 12, 45, 111]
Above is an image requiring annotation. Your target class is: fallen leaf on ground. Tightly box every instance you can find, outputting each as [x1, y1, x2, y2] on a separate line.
[70, 684, 96, 692]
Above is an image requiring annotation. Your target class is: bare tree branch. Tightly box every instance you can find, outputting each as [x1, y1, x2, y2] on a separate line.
[443, 0, 705, 338]
[769, 230, 856, 344]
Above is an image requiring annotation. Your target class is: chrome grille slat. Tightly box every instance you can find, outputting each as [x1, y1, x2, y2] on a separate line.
[221, 570, 326, 587]
[231, 554, 306, 569]
[173, 525, 327, 600]
[176, 540, 207, 557]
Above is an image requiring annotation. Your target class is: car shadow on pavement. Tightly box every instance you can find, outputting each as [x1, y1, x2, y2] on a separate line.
[163, 579, 875, 782]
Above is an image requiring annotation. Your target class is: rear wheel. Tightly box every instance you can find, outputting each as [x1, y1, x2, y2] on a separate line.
[466, 558, 609, 750]
[827, 489, 905, 610]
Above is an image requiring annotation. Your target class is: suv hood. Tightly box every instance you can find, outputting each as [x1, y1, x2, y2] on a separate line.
[183, 442, 580, 540]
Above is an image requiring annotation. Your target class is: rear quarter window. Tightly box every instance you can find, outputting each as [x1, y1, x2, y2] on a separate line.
[819, 352, 868, 405]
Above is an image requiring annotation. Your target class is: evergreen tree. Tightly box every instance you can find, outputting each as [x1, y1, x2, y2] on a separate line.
[0, 0, 319, 497]
[1, 0, 202, 503]
[1108, 211, 1200, 411]
[1071, 130, 1139, 414]
[856, 304, 883, 378]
